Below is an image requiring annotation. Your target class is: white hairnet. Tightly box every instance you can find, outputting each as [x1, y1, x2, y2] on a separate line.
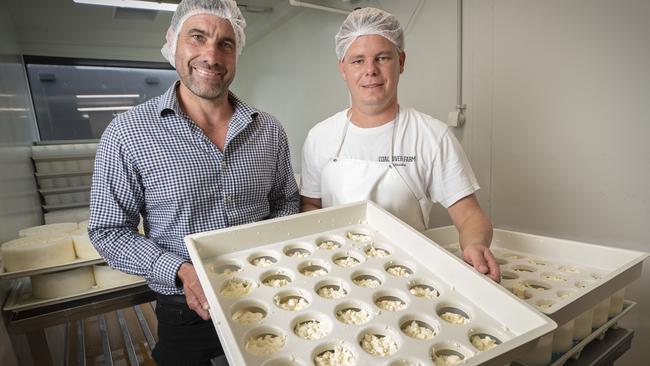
[335, 7, 404, 61]
[161, 0, 247, 68]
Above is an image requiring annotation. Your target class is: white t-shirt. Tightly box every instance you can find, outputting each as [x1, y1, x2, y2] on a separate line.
[301, 107, 479, 208]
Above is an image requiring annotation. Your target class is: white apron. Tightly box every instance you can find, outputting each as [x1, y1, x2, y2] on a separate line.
[320, 109, 431, 231]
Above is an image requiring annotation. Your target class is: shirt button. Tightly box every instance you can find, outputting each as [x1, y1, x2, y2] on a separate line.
[221, 161, 227, 171]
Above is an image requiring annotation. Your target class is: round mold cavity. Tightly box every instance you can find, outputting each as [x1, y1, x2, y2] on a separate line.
[274, 289, 312, 311]
[261, 268, 295, 288]
[558, 265, 581, 274]
[495, 257, 508, 265]
[557, 289, 577, 300]
[351, 269, 384, 288]
[248, 251, 279, 267]
[389, 359, 426, 366]
[523, 280, 552, 291]
[335, 301, 374, 325]
[575, 280, 594, 289]
[528, 258, 551, 266]
[364, 242, 393, 258]
[312, 341, 358, 366]
[408, 279, 440, 300]
[291, 312, 333, 340]
[210, 259, 243, 275]
[501, 252, 525, 260]
[243, 326, 287, 356]
[315, 278, 350, 300]
[399, 314, 438, 340]
[373, 289, 410, 312]
[346, 228, 374, 243]
[468, 328, 504, 352]
[591, 272, 604, 280]
[315, 235, 344, 250]
[298, 260, 330, 277]
[262, 357, 307, 366]
[506, 283, 533, 300]
[230, 300, 268, 325]
[541, 272, 567, 282]
[283, 242, 314, 259]
[535, 299, 556, 310]
[219, 277, 256, 299]
[436, 303, 471, 325]
[511, 264, 538, 273]
[500, 271, 519, 280]
[332, 250, 365, 268]
[430, 342, 472, 366]
[385, 260, 416, 278]
[358, 325, 402, 357]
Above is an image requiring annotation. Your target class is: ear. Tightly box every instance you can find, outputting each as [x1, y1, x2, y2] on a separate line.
[399, 51, 406, 74]
[338, 59, 347, 81]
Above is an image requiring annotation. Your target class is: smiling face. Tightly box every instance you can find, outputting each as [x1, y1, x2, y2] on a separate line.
[339, 35, 405, 114]
[175, 14, 237, 101]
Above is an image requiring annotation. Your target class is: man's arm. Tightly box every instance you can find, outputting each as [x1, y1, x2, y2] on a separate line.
[268, 128, 300, 218]
[301, 196, 322, 212]
[447, 194, 500, 281]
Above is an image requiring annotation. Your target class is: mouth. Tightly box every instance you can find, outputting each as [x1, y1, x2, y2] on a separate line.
[192, 65, 223, 79]
[362, 83, 384, 89]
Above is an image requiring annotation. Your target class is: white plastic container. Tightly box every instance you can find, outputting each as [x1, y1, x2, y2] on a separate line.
[186, 202, 555, 366]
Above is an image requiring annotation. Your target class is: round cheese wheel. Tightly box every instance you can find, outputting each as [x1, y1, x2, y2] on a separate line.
[77, 220, 89, 230]
[71, 229, 101, 260]
[19, 223, 78, 238]
[93, 264, 141, 288]
[1, 235, 76, 272]
[31, 266, 96, 299]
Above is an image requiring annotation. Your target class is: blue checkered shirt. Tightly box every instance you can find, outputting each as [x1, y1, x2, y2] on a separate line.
[88, 82, 299, 295]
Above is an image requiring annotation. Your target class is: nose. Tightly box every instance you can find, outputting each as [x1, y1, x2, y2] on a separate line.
[201, 40, 224, 66]
[364, 60, 379, 76]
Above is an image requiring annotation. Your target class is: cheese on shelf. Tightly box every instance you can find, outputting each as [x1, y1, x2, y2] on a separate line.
[93, 264, 141, 288]
[18, 223, 78, 237]
[71, 228, 101, 259]
[1, 235, 76, 272]
[31, 266, 95, 299]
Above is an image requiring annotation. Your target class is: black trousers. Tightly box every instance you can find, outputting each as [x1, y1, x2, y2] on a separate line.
[152, 294, 224, 366]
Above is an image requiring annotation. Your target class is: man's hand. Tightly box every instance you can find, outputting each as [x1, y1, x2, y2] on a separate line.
[462, 244, 501, 282]
[177, 262, 210, 320]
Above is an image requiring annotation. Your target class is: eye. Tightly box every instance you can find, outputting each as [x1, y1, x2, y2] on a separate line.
[351, 59, 363, 65]
[191, 34, 205, 43]
[220, 40, 236, 52]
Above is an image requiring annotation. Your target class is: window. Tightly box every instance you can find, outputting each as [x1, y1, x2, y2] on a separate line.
[25, 56, 177, 141]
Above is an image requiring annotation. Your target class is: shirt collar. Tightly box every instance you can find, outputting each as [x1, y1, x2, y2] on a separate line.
[157, 81, 259, 127]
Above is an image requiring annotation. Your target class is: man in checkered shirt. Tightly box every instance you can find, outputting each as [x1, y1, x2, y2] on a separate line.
[88, 0, 299, 364]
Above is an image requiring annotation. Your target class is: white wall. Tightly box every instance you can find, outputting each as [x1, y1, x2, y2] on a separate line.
[465, 1, 650, 364]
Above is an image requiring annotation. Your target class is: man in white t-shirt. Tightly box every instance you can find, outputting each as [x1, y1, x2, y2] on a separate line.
[300, 7, 500, 281]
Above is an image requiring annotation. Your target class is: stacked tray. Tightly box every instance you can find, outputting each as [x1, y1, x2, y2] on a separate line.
[186, 201, 556, 366]
[422, 226, 648, 365]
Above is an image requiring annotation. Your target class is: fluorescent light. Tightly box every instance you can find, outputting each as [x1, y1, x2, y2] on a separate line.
[72, 0, 178, 12]
[76, 94, 141, 99]
[0, 94, 17, 98]
[77, 106, 134, 112]
[0, 107, 28, 112]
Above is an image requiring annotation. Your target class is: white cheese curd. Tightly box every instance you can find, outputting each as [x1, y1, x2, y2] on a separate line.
[347, 232, 372, 243]
[220, 267, 242, 275]
[314, 345, 356, 366]
[319, 240, 341, 250]
[434, 354, 463, 366]
[542, 274, 566, 282]
[220, 279, 254, 298]
[294, 321, 327, 340]
[334, 256, 360, 268]
[275, 296, 309, 311]
[336, 308, 370, 325]
[536, 303, 553, 310]
[440, 312, 469, 324]
[558, 265, 580, 273]
[402, 321, 435, 340]
[511, 282, 529, 299]
[302, 268, 328, 277]
[360, 333, 398, 356]
[245, 334, 285, 356]
[410, 286, 439, 299]
[353, 278, 380, 288]
[529, 259, 548, 266]
[318, 286, 347, 299]
[387, 266, 411, 277]
[288, 251, 309, 258]
[471, 335, 498, 351]
[376, 299, 407, 312]
[252, 257, 274, 267]
[558, 292, 571, 299]
[231, 309, 264, 324]
[365, 246, 389, 258]
[263, 278, 289, 287]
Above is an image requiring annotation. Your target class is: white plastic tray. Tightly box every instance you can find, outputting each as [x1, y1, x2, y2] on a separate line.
[186, 201, 556, 366]
[422, 226, 648, 326]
